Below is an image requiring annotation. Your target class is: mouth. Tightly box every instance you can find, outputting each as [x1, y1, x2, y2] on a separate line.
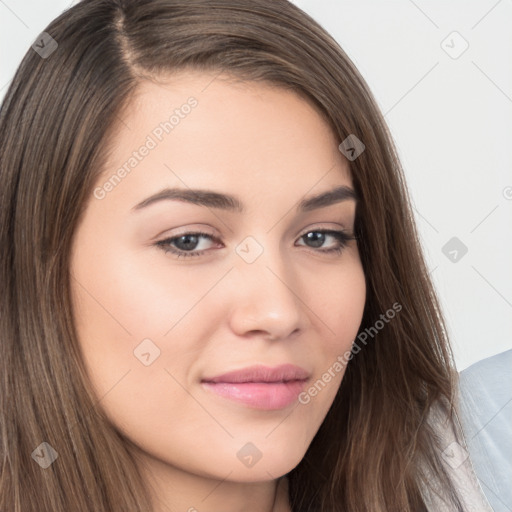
[200, 364, 310, 410]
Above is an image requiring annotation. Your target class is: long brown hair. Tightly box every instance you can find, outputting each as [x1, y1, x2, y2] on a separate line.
[0, 0, 461, 510]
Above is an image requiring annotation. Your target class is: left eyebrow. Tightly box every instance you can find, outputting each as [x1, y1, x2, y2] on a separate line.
[298, 185, 358, 212]
[131, 185, 358, 213]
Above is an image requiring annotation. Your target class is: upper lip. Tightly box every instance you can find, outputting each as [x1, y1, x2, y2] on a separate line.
[201, 364, 310, 383]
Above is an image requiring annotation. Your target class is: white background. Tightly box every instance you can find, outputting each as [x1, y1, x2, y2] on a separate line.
[1, 0, 511, 370]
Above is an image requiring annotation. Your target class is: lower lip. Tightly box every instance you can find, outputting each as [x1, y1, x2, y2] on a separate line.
[201, 380, 308, 410]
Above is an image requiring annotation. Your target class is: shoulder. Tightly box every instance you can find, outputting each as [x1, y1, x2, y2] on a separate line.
[419, 395, 495, 511]
[458, 349, 512, 435]
[457, 349, 512, 512]
[459, 349, 512, 393]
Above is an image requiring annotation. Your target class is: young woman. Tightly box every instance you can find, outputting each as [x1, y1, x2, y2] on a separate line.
[0, 0, 493, 510]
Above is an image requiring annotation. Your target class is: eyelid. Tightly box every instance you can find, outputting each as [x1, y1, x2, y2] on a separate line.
[167, 226, 217, 237]
[295, 222, 353, 237]
[151, 224, 218, 243]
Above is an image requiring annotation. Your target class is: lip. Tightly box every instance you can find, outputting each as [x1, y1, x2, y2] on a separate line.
[201, 364, 310, 410]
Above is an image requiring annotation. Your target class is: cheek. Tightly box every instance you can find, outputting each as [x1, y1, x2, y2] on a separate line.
[70, 236, 225, 351]
[315, 256, 367, 353]
[302, 257, 366, 400]
[69, 232, 226, 413]
[70, 246, 222, 459]
[73, 254, 196, 337]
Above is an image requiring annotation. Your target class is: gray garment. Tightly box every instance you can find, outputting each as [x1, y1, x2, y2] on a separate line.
[421, 397, 494, 511]
[457, 349, 512, 512]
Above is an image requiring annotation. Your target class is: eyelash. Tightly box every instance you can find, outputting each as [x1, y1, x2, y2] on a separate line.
[155, 229, 356, 259]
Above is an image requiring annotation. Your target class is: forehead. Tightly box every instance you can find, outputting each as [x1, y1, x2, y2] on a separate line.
[97, 71, 352, 210]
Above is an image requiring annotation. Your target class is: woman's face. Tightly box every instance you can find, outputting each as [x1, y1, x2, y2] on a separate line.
[70, 71, 365, 498]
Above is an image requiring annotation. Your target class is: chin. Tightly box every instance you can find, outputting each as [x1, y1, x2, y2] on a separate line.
[213, 443, 306, 483]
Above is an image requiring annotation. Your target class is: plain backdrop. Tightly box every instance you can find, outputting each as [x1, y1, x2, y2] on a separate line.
[1, 0, 511, 370]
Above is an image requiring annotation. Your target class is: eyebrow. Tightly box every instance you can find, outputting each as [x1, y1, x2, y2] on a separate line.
[131, 185, 357, 213]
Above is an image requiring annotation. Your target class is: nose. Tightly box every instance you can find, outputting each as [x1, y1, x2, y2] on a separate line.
[227, 250, 309, 341]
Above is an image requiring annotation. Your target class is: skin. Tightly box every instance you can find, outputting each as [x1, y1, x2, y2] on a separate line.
[70, 71, 366, 512]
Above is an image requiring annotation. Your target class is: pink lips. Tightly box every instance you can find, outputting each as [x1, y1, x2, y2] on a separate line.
[201, 364, 310, 410]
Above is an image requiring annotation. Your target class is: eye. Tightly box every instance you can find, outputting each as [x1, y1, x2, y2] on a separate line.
[155, 228, 355, 259]
[155, 231, 219, 258]
[296, 229, 355, 255]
